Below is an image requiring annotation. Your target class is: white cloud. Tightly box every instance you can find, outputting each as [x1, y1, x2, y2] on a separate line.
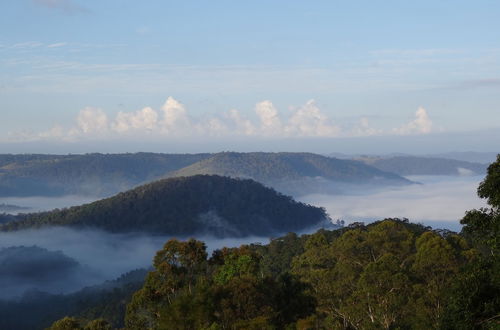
[351, 117, 383, 137]
[204, 117, 229, 136]
[4, 98, 438, 143]
[77, 107, 108, 134]
[393, 107, 433, 135]
[38, 125, 64, 139]
[255, 100, 282, 135]
[112, 107, 158, 133]
[47, 42, 67, 48]
[161, 97, 192, 135]
[228, 109, 255, 135]
[11, 42, 44, 49]
[285, 99, 340, 137]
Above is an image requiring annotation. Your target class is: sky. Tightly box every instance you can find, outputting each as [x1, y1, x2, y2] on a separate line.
[1, 0, 499, 154]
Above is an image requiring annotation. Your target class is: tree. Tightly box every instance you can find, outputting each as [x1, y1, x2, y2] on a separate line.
[445, 154, 500, 328]
[461, 154, 500, 256]
[47, 317, 82, 330]
[410, 232, 463, 328]
[125, 238, 208, 329]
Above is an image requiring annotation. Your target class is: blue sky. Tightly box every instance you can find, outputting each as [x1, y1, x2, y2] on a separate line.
[0, 0, 499, 153]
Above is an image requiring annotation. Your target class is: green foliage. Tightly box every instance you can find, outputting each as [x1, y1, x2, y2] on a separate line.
[441, 257, 500, 329]
[126, 238, 316, 329]
[461, 154, 500, 257]
[445, 154, 500, 329]
[46, 317, 112, 330]
[478, 154, 500, 208]
[0, 175, 327, 236]
[46, 317, 82, 330]
[291, 219, 472, 329]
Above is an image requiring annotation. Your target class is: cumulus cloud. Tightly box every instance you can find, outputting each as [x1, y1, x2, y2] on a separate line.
[112, 107, 158, 133]
[285, 100, 340, 137]
[228, 109, 255, 135]
[77, 107, 108, 134]
[4, 97, 437, 142]
[255, 100, 283, 135]
[351, 117, 383, 137]
[161, 97, 193, 135]
[393, 107, 433, 135]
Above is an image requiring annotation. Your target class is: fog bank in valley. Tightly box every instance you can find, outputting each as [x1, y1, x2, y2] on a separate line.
[0, 227, 270, 300]
[0, 196, 99, 214]
[298, 175, 486, 232]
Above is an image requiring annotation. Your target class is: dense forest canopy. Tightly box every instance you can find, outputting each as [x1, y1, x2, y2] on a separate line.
[0, 175, 329, 236]
[42, 155, 499, 330]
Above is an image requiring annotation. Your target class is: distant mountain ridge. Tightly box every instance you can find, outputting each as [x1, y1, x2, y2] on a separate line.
[356, 156, 487, 176]
[0, 153, 211, 197]
[0, 152, 410, 197]
[168, 152, 411, 195]
[0, 175, 329, 237]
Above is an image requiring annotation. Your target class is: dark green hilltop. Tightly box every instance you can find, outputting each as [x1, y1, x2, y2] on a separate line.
[0, 175, 328, 236]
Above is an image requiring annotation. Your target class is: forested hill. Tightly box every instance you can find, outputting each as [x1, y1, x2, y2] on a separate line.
[0, 153, 210, 197]
[356, 156, 487, 176]
[169, 152, 410, 184]
[0, 175, 329, 236]
[0, 152, 409, 197]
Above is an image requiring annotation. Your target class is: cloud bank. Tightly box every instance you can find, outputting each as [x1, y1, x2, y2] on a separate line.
[6, 97, 435, 142]
[0, 227, 270, 298]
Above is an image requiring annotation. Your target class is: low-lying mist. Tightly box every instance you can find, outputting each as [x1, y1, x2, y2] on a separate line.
[0, 195, 99, 214]
[0, 174, 483, 300]
[298, 175, 486, 231]
[0, 227, 271, 300]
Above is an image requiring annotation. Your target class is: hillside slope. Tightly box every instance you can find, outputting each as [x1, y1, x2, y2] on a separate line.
[357, 156, 487, 176]
[170, 152, 407, 182]
[0, 153, 210, 197]
[168, 152, 411, 195]
[0, 175, 328, 237]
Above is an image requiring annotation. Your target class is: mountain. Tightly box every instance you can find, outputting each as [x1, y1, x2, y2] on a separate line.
[0, 153, 211, 197]
[0, 245, 84, 299]
[0, 152, 413, 198]
[426, 152, 498, 164]
[168, 152, 411, 195]
[0, 175, 329, 236]
[356, 156, 487, 176]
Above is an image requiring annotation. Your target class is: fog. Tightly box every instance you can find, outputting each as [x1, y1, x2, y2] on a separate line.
[0, 174, 487, 299]
[298, 175, 487, 232]
[0, 227, 270, 300]
[0, 196, 99, 214]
